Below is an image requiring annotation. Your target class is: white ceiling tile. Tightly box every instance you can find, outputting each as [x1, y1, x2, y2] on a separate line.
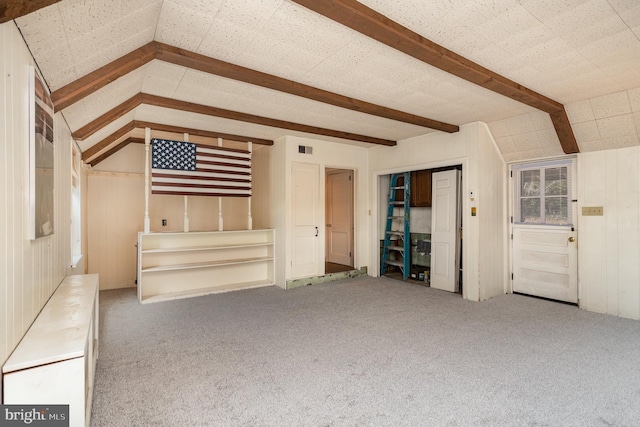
[528, 112, 554, 130]
[36, 44, 77, 88]
[572, 121, 602, 142]
[596, 114, 637, 138]
[536, 128, 561, 147]
[511, 132, 541, 151]
[67, 25, 120, 64]
[511, 148, 548, 161]
[504, 114, 535, 135]
[141, 61, 186, 97]
[566, 100, 596, 123]
[214, 0, 283, 29]
[582, 134, 638, 151]
[115, 2, 163, 37]
[629, 88, 640, 112]
[58, 0, 121, 40]
[578, 29, 640, 68]
[589, 91, 632, 119]
[578, 139, 606, 152]
[14, 6, 66, 58]
[197, 20, 259, 63]
[155, 1, 215, 50]
[494, 135, 517, 154]
[518, 0, 588, 22]
[634, 111, 640, 133]
[487, 120, 512, 139]
[608, 133, 640, 147]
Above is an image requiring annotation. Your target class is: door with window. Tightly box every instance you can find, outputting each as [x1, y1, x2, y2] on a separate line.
[511, 159, 577, 303]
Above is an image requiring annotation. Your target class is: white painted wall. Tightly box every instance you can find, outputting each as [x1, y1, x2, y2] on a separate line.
[0, 22, 74, 388]
[270, 136, 370, 285]
[369, 123, 507, 302]
[578, 146, 640, 320]
[474, 123, 509, 300]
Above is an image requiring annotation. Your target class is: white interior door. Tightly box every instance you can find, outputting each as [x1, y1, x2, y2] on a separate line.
[326, 170, 353, 266]
[511, 159, 577, 303]
[512, 226, 577, 302]
[291, 162, 320, 279]
[430, 169, 460, 292]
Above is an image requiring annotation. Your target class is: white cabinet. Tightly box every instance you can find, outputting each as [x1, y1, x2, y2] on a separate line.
[137, 229, 275, 304]
[3, 274, 99, 427]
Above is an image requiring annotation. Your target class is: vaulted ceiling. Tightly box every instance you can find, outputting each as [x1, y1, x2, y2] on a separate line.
[7, 0, 640, 164]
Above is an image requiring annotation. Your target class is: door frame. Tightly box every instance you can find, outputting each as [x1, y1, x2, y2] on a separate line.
[507, 156, 578, 302]
[325, 168, 355, 268]
[373, 158, 468, 297]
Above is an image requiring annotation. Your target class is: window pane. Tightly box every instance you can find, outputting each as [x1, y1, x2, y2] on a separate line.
[545, 167, 567, 196]
[520, 198, 541, 223]
[545, 197, 568, 224]
[521, 170, 540, 196]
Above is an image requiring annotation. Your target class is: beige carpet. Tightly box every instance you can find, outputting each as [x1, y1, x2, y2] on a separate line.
[91, 276, 640, 426]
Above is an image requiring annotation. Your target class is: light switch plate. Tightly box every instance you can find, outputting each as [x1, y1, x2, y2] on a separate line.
[582, 206, 604, 216]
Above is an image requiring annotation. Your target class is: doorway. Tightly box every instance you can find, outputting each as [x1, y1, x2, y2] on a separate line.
[510, 158, 578, 303]
[325, 168, 354, 273]
[378, 165, 462, 292]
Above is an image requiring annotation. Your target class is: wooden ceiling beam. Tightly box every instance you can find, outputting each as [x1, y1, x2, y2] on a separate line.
[84, 120, 276, 165]
[133, 121, 274, 146]
[0, 0, 61, 23]
[51, 43, 156, 111]
[72, 93, 143, 140]
[82, 121, 136, 161]
[72, 92, 393, 146]
[87, 137, 144, 167]
[291, 0, 579, 154]
[549, 110, 580, 154]
[51, 41, 455, 133]
[154, 42, 458, 133]
[140, 94, 396, 146]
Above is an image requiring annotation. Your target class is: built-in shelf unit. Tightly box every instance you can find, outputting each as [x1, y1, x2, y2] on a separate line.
[137, 229, 275, 304]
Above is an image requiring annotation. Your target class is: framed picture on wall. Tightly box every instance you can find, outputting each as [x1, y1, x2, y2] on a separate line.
[29, 65, 55, 239]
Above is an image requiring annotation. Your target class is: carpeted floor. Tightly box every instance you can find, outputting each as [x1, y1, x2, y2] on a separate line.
[91, 276, 640, 426]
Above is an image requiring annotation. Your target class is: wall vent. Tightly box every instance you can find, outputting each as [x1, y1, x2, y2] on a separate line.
[298, 145, 313, 154]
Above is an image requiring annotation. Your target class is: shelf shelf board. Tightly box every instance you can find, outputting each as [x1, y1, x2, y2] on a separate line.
[142, 242, 273, 254]
[140, 280, 273, 304]
[141, 256, 274, 273]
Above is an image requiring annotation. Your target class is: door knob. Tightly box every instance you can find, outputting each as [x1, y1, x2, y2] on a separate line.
[568, 236, 575, 242]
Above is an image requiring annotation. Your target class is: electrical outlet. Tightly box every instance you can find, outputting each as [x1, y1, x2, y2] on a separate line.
[582, 206, 604, 216]
[162, 219, 167, 226]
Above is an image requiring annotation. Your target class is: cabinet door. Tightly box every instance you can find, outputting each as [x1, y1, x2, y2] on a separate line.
[411, 170, 432, 207]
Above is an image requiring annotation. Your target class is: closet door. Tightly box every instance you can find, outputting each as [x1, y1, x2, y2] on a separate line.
[430, 169, 460, 293]
[291, 162, 320, 279]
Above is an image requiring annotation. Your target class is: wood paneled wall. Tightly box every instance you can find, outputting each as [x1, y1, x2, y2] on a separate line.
[578, 146, 640, 319]
[87, 143, 271, 290]
[1, 22, 73, 385]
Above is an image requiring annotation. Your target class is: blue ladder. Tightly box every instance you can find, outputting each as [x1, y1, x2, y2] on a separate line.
[381, 172, 411, 280]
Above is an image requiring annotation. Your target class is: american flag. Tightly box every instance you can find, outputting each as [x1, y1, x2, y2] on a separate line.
[151, 138, 251, 197]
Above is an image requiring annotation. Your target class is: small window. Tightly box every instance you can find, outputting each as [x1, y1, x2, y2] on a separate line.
[513, 159, 573, 226]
